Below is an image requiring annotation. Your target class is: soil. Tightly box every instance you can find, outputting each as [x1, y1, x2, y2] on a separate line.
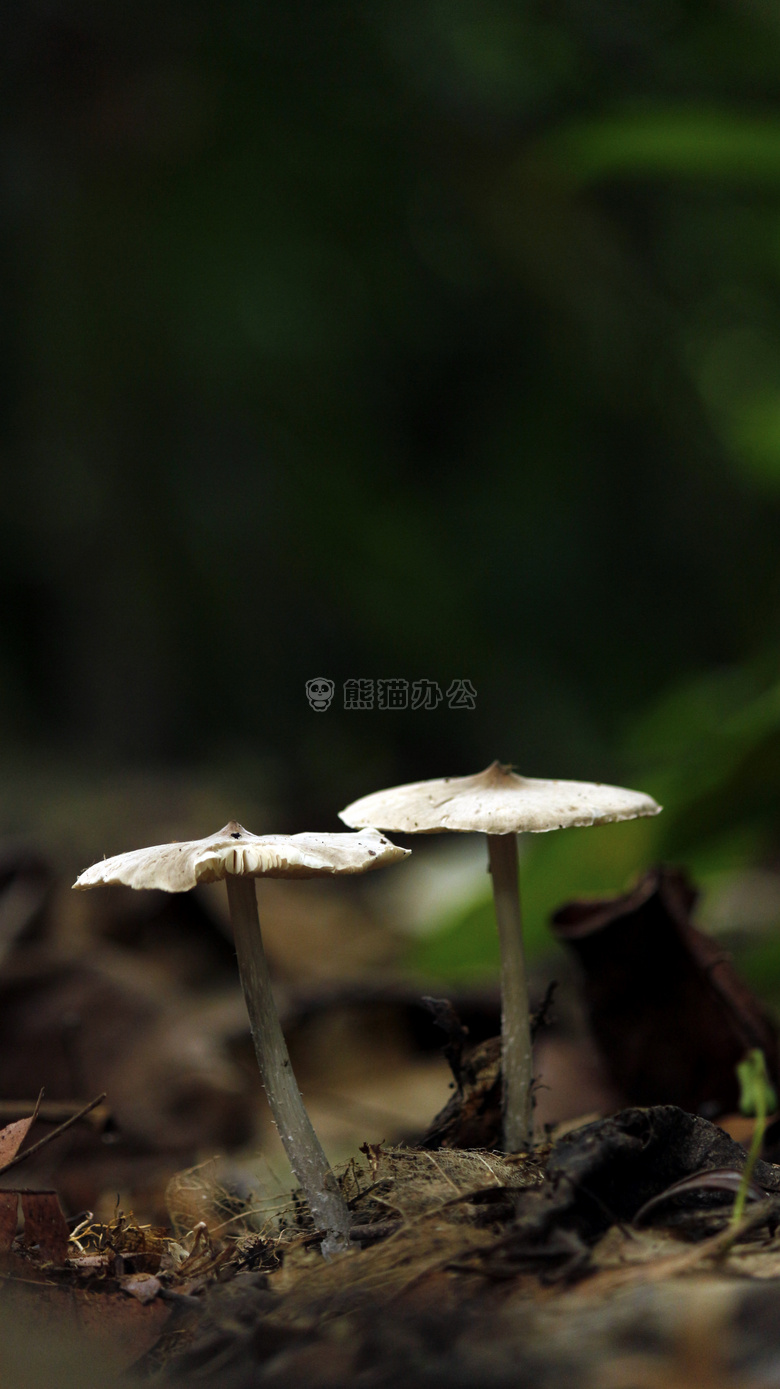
[151, 1107, 780, 1388]
[4, 1105, 776, 1388]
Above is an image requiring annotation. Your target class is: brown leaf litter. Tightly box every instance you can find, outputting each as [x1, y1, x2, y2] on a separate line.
[552, 865, 780, 1116]
[6, 1105, 780, 1387]
[152, 1106, 780, 1387]
[420, 986, 556, 1151]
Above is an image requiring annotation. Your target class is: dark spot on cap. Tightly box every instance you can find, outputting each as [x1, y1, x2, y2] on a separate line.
[368, 849, 376, 857]
[231, 832, 241, 839]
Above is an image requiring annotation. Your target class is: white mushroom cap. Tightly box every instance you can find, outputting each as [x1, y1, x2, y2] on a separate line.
[339, 761, 661, 836]
[74, 822, 410, 893]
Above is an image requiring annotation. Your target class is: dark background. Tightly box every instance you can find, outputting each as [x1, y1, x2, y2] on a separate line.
[3, 1, 780, 1238]
[2, 0, 780, 907]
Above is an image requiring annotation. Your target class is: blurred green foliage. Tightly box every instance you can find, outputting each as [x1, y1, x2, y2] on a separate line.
[407, 659, 780, 985]
[1, 1, 780, 935]
[408, 816, 658, 978]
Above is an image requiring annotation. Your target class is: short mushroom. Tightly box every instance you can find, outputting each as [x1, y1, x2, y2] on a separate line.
[340, 761, 661, 1151]
[74, 821, 410, 1256]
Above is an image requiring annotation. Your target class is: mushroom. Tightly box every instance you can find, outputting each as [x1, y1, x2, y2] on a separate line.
[340, 761, 661, 1151]
[74, 821, 410, 1256]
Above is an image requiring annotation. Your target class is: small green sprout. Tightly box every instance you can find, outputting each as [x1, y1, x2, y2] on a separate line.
[731, 1048, 777, 1228]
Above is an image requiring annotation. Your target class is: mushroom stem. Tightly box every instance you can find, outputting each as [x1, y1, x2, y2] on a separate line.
[225, 875, 351, 1257]
[487, 833, 533, 1151]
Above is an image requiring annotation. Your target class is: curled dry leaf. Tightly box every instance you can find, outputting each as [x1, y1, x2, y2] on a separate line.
[633, 1167, 768, 1226]
[422, 1035, 502, 1150]
[421, 989, 556, 1151]
[552, 866, 779, 1115]
[0, 1113, 36, 1172]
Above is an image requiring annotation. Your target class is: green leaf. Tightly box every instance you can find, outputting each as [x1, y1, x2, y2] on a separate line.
[736, 1048, 777, 1118]
[543, 108, 780, 187]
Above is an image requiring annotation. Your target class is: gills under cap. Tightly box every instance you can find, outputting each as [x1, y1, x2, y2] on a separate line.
[74, 822, 409, 894]
[340, 761, 661, 836]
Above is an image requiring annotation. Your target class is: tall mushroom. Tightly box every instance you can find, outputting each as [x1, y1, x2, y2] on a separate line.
[74, 821, 410, 1256]
[340, 761, 661, 1151]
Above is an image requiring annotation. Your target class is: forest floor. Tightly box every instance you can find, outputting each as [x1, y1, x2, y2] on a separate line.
[4, 1105, 780, 1388]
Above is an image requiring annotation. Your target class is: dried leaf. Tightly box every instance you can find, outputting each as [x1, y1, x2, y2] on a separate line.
[20, 1190, 69, 1264]
[634, 1167, 767, 1226]
[422, 989, 557, 1150]
[552, 866, 779, 1115]
[0, 1094, 105, 1180]
[458, 1107, 780, 1283]
[120, 1274, 162, 1304]
[0, 1191, 18, 1250]
[421, 1035, 502, 1150]
[0, 1115, 35, 1171]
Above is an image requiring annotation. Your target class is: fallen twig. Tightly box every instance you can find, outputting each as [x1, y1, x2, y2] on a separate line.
[0, 1093, 106, 1177]
[0, 1099, 110, 1131]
